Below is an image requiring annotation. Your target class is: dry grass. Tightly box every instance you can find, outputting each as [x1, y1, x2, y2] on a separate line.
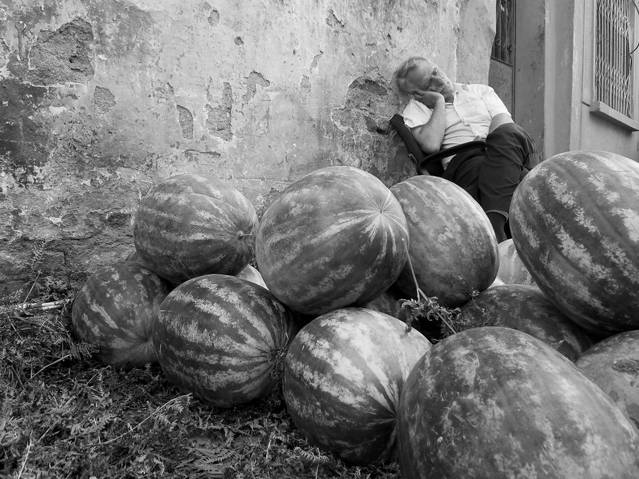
[0, 291, 400, 479]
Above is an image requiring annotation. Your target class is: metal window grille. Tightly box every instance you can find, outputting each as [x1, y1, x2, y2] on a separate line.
[491, 0, 515, 65]
[595, 0, 634, 117]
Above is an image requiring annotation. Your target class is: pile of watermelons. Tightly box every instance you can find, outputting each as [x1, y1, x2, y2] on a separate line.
[71, 150, 639, 478]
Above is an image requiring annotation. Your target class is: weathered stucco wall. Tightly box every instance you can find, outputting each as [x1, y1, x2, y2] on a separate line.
[0, 0, 495, 297]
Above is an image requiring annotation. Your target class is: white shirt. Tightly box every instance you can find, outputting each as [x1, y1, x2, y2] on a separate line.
[402, 83, 511, 168]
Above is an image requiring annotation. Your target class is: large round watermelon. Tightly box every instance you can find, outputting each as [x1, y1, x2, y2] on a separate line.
[134, 174, 258, 284]
[509, 151, 639, 336]
[283, 308, 430, 465]
[451, 284, 591, 360]
[153, 274, 296, 407]
[398, 327, 639, 478]
[256, 166, 409, 315]
[577, 330, 639, 427]
[72, 262, 170, 366]
[391, 176, 498, 306]
[496, 238, 536, 286]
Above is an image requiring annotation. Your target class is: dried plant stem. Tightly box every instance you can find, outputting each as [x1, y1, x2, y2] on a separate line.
[22, 271, 41, 305]
[16, 437, 33, 479]
[402, 242, 457, 336]
[1, 299, 71, 315]
[30, 354, 73, 380]
[100, 394, 191, 446]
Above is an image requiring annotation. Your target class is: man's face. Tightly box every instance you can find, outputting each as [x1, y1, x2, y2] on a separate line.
[405, 61, 455, 102]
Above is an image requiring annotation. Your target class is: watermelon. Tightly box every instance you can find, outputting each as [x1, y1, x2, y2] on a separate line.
[509, 151, 639, 336]
[577, 330, 639, 427]
[398, 327, 639, 478]
[496, 239, 536, 286]
[451, 284, 591, 360]
[363, 290, 402, 318]
[256, 166, 409, 315]
[236, 264, 267, 289]
[72, 262, 170, 366]
[391, 176, 498, 307]
[283, 308, 430, 465]
[153, 274, 295, 407]
[133, 174, 258, 285]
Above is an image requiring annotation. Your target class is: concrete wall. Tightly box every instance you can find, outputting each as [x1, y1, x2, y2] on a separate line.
[0, 0, 496, 297]
[544, 0, 574, 159]
[514, 0, 545, 166]
[488, 59, 513, 113]
[570, 0, 639, 160]
[544, 0, 639, 160]
[509, 0, 638, 163]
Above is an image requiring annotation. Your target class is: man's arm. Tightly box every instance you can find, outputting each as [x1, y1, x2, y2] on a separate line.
[409, 92, 447, 154]
[478, 85, 514, 133]
[489, 112, 514, 133]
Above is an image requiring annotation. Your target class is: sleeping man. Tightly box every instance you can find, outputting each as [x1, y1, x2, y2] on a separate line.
[394, 56, 536, 241]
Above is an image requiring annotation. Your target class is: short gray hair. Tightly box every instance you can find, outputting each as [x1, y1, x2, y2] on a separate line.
[393, 56, 431, 94]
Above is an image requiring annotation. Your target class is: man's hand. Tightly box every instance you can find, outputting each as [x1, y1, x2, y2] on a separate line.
[412, 90, 445, 109]
[409, 90, 447, 154]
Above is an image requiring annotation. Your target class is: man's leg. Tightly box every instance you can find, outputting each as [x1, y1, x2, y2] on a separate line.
[478, 123, 535, 241]
[487, 212, 508, 242]
[443, 151, 484, 202]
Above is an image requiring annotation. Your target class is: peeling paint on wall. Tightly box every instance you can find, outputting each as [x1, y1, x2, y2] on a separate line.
[243, 71, 270, 103]
[176, 105, 194, 139]
[0, 0, 495, 297]
[14, 17, 94, 84]
[94, 86, 116, 113]
[206, 82, 233, 140]
[0, 79, 49, 185]
[206, 5, 220, 26]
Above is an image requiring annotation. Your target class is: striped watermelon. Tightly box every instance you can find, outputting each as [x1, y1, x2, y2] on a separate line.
[364, 290, 402, 318]
[509, 151, 639, 336]
[153, 274, 296, 407]
[391, 176, 499, 306]
[452, 284, 591, 360]
[72, 262, 170, 366]
[236, 264, 267, 289]
[496, 239, 536, 286]
[577, 330, 639, 427]
[398, 327, 639, 479]
[133, 174, 258, 285]
[283, 308, 430, 465]
[256, 166, 409, 315]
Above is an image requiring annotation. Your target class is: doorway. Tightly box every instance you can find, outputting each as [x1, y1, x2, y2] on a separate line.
[489, 0, 515, 113]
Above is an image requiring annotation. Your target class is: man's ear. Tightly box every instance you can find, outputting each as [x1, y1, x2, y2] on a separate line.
[397, 77, 408, 93]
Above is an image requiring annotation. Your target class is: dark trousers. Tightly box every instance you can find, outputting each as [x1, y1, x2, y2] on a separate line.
[442, 122, 535, 217]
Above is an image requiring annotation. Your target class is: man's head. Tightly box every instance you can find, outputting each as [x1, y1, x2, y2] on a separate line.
[394, 57, 455, 103]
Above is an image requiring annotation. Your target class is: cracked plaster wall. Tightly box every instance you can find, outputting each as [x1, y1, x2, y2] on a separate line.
[0, 0, 495, 295]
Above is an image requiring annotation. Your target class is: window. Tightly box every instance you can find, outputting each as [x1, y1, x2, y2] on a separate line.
[491, 0, 515, 65]
[594, 0, 636, 119]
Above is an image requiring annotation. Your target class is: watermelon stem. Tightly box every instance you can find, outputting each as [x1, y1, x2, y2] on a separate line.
[401, 247, 459, 338]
